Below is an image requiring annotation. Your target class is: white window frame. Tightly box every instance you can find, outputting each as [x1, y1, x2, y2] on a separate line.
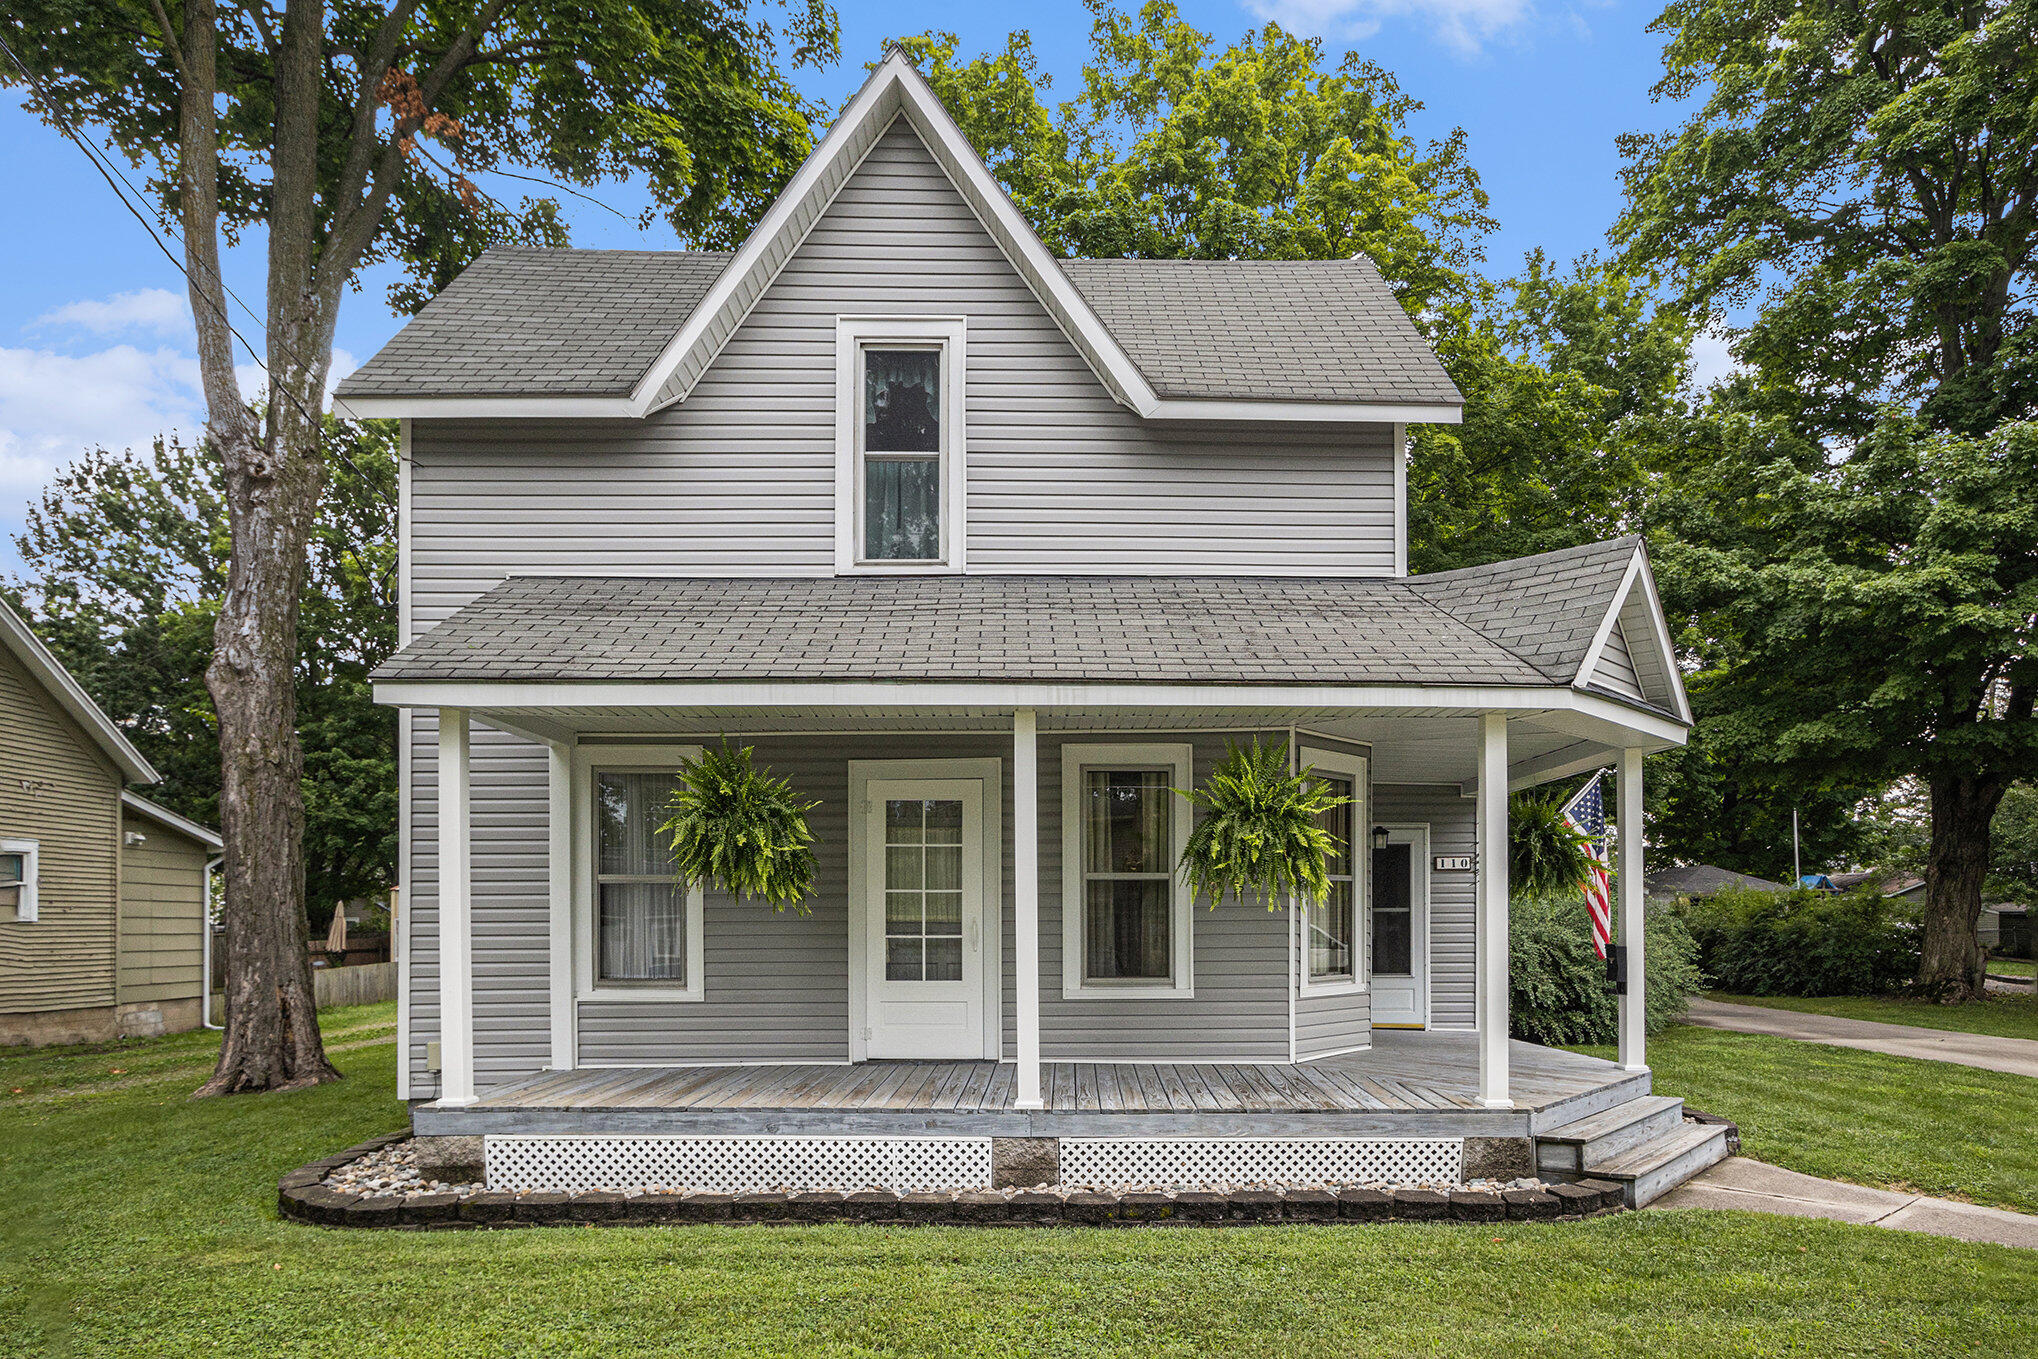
[1297, 747, 1368, 997]
[0, 839, 38, 923]
[573, 743, 705, 1003]
[834, 315, 968, 574]
[1060, 742, 1194, 999]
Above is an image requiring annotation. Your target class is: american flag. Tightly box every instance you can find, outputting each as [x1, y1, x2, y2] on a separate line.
[1561, 773, 1613, 959]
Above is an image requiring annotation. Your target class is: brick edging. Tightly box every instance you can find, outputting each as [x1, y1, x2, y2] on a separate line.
[278, 1140, 1629, 1229]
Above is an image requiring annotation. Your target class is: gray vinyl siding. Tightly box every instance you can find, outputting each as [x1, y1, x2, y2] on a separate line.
[1589, 622, 1645, 701]
[1296, 991, 1370, 1058]
[405, 116, 1399, 603]
[1373, 784, 1477, 1030]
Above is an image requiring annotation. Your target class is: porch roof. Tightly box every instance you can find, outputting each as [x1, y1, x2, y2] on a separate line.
[376, 538, 1667, 712]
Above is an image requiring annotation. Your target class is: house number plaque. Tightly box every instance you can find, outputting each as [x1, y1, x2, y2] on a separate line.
[1433, 855, 1474, 872]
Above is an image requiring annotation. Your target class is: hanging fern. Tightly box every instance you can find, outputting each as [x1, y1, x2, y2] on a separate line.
[659, 744, 820, 913]
[1176, 739, 1352, 908]
[1509, 791, 1595, 897]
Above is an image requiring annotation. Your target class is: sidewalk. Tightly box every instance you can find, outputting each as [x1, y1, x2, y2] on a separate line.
[1652, 1157, 2038, 1249]
[1682, 997, 2038, 1078]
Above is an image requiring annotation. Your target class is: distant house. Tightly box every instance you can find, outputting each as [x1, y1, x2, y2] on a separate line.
[1827, 870, 1925, 902]
[1644, 863, 1791, 903]
[1, 599, 222, 1046]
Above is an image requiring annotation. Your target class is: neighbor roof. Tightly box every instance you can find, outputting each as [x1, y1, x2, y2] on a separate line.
[0, 597, 158, 783]
[335, 52, 1460, 422]
[121, 790, 223, 850]
[1644, 864, 1790, 899]
[373, 538, 1671, 716]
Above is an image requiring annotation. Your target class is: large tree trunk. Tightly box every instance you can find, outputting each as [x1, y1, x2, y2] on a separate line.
[182, 0, 339, 1095]
[1916, 773, 2007, 1002]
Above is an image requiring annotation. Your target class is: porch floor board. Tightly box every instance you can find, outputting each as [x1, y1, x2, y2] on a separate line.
[422, 1032, 1649, 1139]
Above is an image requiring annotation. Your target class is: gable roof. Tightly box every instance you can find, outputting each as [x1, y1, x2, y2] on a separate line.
[0, 598, 158, 783]
[335, 52, 1461, 426]
[370, 538, 1682, 725]
[120, 790, 222, 850]
[1645, 864, 1790, 898]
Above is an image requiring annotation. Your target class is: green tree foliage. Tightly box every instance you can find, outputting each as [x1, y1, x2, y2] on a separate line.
[1619, 2, 2038, 996]
[1175, 740, 1349, 908]
[659, 745, 820, 912]
[1509, 892, 1702, 1046]
[7, 419, 399, 927]
[1678, 886, 1921, 998]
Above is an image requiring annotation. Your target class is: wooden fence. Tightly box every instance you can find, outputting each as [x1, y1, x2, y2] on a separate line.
[312, 961, 398, 1010]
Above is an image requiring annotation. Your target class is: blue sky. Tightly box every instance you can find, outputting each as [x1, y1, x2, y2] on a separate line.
[0, 0, 1704, 580]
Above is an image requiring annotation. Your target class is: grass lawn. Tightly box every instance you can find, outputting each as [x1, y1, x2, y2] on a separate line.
[1574, 1025, 2038, 1214]
[1990, 957, 2034, 979]
[1706, 990, 2038, 1042]
[5, 1013, 2034, 1358]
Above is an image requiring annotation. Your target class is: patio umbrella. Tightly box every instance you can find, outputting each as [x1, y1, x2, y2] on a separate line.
[325, 904, 348, 955]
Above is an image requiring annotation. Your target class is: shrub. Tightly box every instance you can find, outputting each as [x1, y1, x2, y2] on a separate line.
[1677, 886, 1919, 996]
[1509, 891, 1704, 1046]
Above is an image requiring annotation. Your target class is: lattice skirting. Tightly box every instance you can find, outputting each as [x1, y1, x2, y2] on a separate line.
[484, 1135, 994, 1194]
[1058, 1137, 1463, 1187]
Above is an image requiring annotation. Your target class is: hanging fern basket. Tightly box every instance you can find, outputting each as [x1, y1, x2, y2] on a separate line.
[1176, 738, 1353, 908]
[659, 744, 821, 913]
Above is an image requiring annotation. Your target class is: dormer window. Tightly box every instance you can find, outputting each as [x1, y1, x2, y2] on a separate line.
[836, 318, 966, 572]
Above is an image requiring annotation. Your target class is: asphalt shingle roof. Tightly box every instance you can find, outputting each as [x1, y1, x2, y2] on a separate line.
[338, 248, 731, 398]
[335, 247, 1459, 408]
[375, 539, 1648, 695]
[1403, 537, 1641, 680]
[1057, 257, 1459, 406]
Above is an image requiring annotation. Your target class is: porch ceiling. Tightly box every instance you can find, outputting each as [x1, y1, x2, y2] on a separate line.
[457, 703, 1652, 790]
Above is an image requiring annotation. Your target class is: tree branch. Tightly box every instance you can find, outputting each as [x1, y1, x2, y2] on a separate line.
[143, 0, 186, 77]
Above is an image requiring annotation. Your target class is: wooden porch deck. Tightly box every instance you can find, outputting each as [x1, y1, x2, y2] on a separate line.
[417, 1033, 1647, 1139]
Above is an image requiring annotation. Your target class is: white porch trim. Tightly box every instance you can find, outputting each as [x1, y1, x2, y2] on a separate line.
[1012, 710, 1043, 1108]
[437, 708, 476, 1106]
[1475, 712, 1510, 1109]
[1618, 747, 1648, 1073]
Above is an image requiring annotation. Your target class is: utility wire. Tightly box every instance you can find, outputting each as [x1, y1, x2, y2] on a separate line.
[0, 22, 400, 529]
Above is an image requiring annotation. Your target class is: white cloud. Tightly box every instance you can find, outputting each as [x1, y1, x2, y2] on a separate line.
[1689, 329, 1745, 389]
[0, 344, 204, 492]
[35, 287, 192, 341]
[1245, 0, 1535, 55]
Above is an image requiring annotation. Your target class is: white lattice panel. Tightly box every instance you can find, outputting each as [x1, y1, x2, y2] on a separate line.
[1058, 1137, 1462, 1187]
[484, 1135, 994, 1193]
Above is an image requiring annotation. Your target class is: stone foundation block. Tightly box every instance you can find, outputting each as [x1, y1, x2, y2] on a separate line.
[1502, 1188, 1560, 1220]
[1392, 1189, 1448, 1221]
[1283, 1188, 1340, 1222]
[1461, 1137, 1534, 1181]
[1448, 1189, 1505, 1222]
[1336, 1187, 1393, 1221]
[413, 1134, 485, 1184]
[991, 1136, 1059, 1188]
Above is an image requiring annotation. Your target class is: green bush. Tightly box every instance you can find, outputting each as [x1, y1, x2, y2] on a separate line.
[1677, 886, 1919, 996]
[1509, 891, 1704, 1045]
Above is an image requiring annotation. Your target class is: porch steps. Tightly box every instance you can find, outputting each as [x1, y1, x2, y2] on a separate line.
[1536, 1097, 1732, 1207]
[1534, 1096, 1685, 1176]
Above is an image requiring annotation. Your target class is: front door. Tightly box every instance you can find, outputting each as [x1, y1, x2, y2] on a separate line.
[1369, 827, 1429, 1027]
[862, 778, 987, 1058]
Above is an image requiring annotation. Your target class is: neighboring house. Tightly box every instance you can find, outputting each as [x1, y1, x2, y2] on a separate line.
[1644, 864, 1791, 904]
[1, 600, 222, 1046]
[333, 55, 1718, 1203]
[1827, 870, 1926, 902]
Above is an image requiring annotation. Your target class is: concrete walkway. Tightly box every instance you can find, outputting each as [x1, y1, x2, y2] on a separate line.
[1683, 997, 2038, 1078]
[1653, 1157, 2038, 1249]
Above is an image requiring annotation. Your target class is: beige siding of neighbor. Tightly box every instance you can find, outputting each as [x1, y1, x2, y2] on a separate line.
[116, 811, 209, 1006]
[0, 644, 121, 1015]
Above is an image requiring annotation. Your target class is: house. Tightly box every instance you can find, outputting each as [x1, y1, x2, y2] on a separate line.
[334, 53, 1720, 1204]
[1, 599, 223, 1046]
[1644, 863, 1791, 904]
[1827, 870, 1926, 902]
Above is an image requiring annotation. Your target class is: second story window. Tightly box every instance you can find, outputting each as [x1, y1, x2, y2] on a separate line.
[836, 318, 966, 572]
[862, 347, 942, 561]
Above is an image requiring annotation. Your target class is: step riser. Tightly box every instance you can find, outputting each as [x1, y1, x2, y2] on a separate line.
[1536, 1099, 1686, 1175]
[1625, 1129, 1730, 1207]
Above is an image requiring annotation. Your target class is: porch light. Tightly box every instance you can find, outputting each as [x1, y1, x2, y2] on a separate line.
[1371, 825, 1390, 851]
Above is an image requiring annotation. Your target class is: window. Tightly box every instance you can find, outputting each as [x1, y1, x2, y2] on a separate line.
[835, 318, 966, 572]
[1299, 747, 1366, 994]
[0, 840, 36, 923]
[575, 746, 704, 1001]
[1061, 743, 1193, 997]
[882, 796, 966, 981]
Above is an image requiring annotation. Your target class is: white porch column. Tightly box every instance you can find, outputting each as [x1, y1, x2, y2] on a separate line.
[1012, 708, 1044, 1109]
[437, 708, 476, 1106]
[1617, 747, 1648, 1073]
[1476, 711, 1511, 1109]
[546, 739, 574, 1071]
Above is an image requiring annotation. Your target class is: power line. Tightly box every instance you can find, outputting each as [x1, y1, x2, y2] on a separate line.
[0, 22, 398, 525]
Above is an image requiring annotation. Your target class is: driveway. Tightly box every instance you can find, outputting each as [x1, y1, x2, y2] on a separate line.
[1683, 997, 2038, 1078]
